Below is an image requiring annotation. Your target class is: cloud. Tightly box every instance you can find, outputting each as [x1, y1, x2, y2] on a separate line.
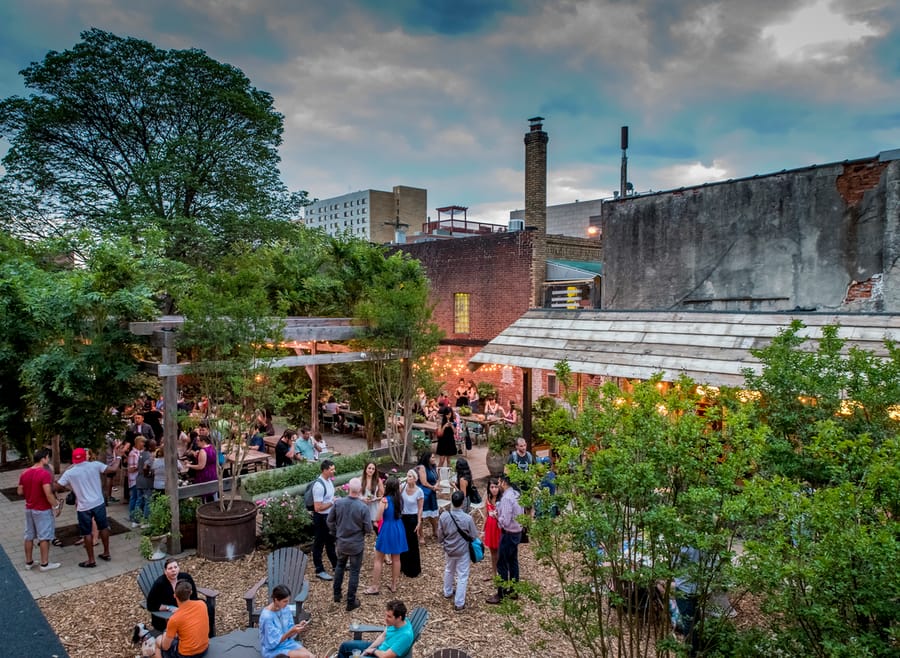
[652, 160, 732, 190]
[761, 0, 881, 62]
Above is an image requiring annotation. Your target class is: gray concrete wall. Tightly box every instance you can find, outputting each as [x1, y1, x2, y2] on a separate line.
[601, 156, 898, 312]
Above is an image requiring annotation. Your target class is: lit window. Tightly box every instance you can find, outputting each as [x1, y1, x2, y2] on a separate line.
[454, 293, 470, 334]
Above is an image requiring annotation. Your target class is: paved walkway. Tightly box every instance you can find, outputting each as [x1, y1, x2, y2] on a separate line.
[0, 431, 491, 600]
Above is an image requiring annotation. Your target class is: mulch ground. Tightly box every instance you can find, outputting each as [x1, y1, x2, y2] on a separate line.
[39, 532, 559, 658]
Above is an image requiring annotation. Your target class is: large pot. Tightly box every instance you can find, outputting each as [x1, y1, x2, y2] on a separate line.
[196, 500, 258, 561]
[485, 450, 507, 478]
[179, 521, 197, 550]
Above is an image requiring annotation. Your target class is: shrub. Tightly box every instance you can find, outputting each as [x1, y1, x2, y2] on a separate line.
[242, 452, 375, 496]
[257, 492, 312, 549]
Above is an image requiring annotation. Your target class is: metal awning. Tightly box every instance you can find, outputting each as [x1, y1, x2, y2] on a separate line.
[546, 259, 602, 281]
[468, 309, 900, 386]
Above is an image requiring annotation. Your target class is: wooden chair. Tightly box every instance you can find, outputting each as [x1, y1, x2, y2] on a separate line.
[347, 607, 429, 658]
[137, 561, 220, 637]
[244, 547, 310, 628]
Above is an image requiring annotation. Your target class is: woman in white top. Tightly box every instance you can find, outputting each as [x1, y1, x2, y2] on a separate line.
[152, 443, 166, 494]
[399, 469, 424, 579]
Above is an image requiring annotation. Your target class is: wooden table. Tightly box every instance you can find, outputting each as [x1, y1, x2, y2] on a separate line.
[459, 414, 501, 443]
[226, 448, 270, 473]
[411, 420, 439, 440]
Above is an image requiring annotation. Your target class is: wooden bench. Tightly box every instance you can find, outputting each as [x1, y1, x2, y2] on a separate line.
[206, 628, 260, 657]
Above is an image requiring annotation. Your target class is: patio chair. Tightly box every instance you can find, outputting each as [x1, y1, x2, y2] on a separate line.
[137, 561, 219, 637]
[345, 607, 429, 658]
[244, 546, 310, 627]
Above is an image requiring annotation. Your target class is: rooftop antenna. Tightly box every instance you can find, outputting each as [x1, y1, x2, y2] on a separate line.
[620, 126, 628, 199]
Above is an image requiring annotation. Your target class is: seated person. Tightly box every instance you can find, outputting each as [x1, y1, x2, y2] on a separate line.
[275, 430, 296, 468]
[259, 584, 315, 658]
[336, 599, 414, 658]
[311, 431, 328, 459]
[146, 558, 213, 634]
[153, 580, 209, 658]
[483, 396, 501, 418]
[292, 427, 317, 462]
[247, 425, 267, 451]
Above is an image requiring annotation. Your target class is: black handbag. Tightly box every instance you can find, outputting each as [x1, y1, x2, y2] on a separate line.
[65, 491, 77, 505]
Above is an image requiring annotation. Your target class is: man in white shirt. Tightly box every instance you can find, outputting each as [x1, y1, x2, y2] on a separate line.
[312, 459, 338, 580]
[56, 448, 111, 567]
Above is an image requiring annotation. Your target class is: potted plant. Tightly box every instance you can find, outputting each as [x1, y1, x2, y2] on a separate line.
[486, 422, 518, 477]
[142, 493, 173, 560]
[458, 405, 473, 417]
[179, 496, 200, 550]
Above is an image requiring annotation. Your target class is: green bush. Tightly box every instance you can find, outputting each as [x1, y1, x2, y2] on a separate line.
[242, 452, 374, 496]
[256, 492, 312, 549]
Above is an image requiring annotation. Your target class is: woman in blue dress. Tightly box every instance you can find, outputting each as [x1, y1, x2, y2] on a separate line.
[365, 476, 406, 594]
[416, 451, 439, 541]
[258, 584, 314, 658]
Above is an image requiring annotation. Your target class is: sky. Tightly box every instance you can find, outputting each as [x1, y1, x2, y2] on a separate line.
[1, 0, 898, 227]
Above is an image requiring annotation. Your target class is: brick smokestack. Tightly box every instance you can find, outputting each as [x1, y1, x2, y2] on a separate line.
[524, 116, 548, 235]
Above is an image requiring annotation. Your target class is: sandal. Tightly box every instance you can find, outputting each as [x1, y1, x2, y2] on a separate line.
[78, 561, 96, 568]
[74, 538, 84, 546]
[51, 538, 63, 547]
[363, 588, 380, 595]
[98, 553, 111, 561]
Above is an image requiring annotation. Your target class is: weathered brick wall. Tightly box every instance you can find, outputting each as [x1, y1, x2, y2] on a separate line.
[398, 231, 536, 343]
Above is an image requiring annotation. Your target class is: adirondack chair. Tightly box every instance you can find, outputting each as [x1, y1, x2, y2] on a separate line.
[137, 561, 220, 637]
[244, 547, 310, 628]
[347, 606, 429, 658]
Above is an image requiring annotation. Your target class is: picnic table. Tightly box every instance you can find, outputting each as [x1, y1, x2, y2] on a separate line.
[226, 448, 270, 473]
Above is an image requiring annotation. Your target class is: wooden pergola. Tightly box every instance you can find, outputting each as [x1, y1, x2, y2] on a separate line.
[129, 316, 389, 552]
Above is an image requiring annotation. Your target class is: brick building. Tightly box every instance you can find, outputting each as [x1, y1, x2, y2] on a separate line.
[399, 118, 602, 405]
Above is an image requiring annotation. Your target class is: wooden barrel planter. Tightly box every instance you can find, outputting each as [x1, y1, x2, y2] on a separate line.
[485, 450, 507, 478]
[196, 500, 258, 561]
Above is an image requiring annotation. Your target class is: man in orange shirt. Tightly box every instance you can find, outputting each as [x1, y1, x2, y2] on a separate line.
[153, 580, 209, 658]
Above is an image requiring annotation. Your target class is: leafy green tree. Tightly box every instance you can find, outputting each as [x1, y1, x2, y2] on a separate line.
[0, 28, 306, 265]
[520, 375, 764, 657]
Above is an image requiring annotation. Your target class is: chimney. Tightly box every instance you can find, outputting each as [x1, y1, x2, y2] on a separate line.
[524, 116, 548, 235]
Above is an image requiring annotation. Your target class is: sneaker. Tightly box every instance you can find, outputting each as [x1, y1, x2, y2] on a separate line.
[39, 562, 61, 572]
[108, 496, 120, 503]
[131, 521, 140, 528]
[24, 561, 34, 570]
[316, 571, 333, 581]
[485, 593, 503, 605]
[139, 523, 149, 529]
[454, 604, 466, 611]
[132, 623, 147, 644]
[346, 599, 361, 612]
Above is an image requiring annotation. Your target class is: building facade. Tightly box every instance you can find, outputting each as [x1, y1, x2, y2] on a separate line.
[302, 185, 427, 244]
[509, 197, 603, 238]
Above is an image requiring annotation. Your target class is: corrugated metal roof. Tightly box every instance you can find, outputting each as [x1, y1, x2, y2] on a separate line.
[468, 309, 900, 386]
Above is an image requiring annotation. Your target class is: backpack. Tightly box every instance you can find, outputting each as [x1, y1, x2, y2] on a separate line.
[304, 477, 324, 512]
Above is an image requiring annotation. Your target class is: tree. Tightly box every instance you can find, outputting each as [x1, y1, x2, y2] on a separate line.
[354, 250, 441, 463]
[0, 28, 306, 265]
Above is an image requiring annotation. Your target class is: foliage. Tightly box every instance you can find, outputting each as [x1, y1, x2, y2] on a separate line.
[0, 28, 306, 266]
[0, 234, 159, 455]
[354, 250, 441, 464]
[411, 430, 432, 456]
[458, 405, 472, 417]
[476, 381, 497, 401]
[256, 492, 313, 549]
[520, 376, 763, 658]
[145, 493, 172, 537]
[487, 421, 519, 455]
[179, 496, 201, 524]
[242, 452, 375, 497]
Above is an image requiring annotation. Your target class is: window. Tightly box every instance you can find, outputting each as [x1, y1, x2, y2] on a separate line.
[454, 293, 470, 334]
[547, 374, 559, 395]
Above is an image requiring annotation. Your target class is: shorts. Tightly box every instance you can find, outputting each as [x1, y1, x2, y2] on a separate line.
[76, 504, 110, 536]
[24, 508, 55, 542]
[161, 637, 208, 658]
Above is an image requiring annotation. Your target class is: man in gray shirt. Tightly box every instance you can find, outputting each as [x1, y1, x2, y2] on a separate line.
[327, 477, 371, 611]
[437, 490, 479, 611]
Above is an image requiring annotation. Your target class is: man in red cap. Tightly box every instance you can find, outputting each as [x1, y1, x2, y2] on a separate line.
[56, 447, 112, 567]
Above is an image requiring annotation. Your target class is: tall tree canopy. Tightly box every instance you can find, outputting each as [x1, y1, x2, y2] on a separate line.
[0, 28, 305, 265]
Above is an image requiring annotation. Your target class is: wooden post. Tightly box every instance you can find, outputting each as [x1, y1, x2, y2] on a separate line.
[522, 368, 533, 449]
[309, 342, 318, 432]
[157, 329, 182, 554]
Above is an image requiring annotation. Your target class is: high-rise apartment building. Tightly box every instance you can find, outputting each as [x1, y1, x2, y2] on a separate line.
[302, 185, 427, 244]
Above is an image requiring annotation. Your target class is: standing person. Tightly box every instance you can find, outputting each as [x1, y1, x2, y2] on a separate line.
[327, 477, 371, 611]
[361, 462, 384, 532]
[438, 490, 479, 611]
[274, 429, 296, 468]
[127, 436, 145, 523]
[102, 433, 122, 504]
[486, 475, 523, 604]
[453, 458, 476, 513]
[466, 380, 480, 413]
[415, 451, 439, 541]
[482, 478, 502, 581]
[134, 438, 155, 527]
[311, 459, 338, 581]
[18, 448, 60, 571]
[130, 412, 156, 442]
[186, 432, 217, 485]
[507, 437, 534, 473]
[151, 580, 209, 658]
[453, 378, 469, 408]
[152, 442, 167, 496]
[258, 584, 314, 658]
[366, 476, 406, 595]
[399, 469, 424, 579]
[435, 408, 456, 470]
[335, 599, 414, 658]
[56, 447, 111, 567]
